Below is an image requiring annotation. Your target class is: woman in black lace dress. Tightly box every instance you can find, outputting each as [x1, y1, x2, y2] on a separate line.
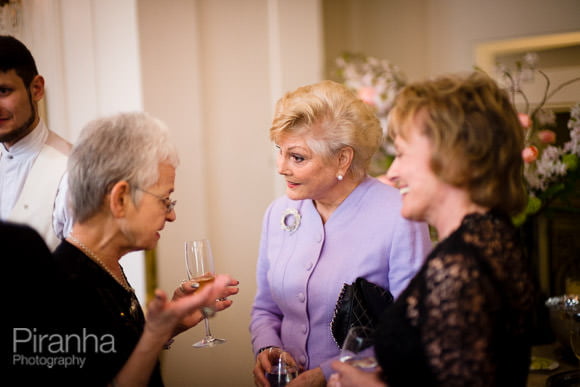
[330, 72, 536, 386]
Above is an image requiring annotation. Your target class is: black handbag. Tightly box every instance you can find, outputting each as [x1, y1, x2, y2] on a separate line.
[330, 277, 394, 348]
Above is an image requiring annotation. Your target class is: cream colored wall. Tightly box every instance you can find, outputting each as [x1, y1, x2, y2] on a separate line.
[20, 0, 143, 141]
[13, 0, 580, 386]
[18, 0, 149, 304]
[323, 0, 580, 81]
[137, 1, 322, 386]
[137, 1, 269, 385]
[323, 0, 430, 81]
[424, 0, 580, 76]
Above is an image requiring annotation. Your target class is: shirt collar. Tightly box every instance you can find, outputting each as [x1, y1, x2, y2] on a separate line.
[1, 120, 47, 158]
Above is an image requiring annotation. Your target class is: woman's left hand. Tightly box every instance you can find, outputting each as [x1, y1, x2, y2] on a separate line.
[145, 274, 238, 342]
[171, 275, 239, 332]
[173, 276, 239, 303]
[328, 361, 386, 387]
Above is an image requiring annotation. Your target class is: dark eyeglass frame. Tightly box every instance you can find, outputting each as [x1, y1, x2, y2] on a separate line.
[135, 187, 176, 213]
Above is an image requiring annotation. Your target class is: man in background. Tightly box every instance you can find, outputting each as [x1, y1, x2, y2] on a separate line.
[0, 35, 71, 250]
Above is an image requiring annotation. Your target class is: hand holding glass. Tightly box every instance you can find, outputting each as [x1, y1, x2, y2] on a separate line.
[185, 239, 225, 348]
[339, 326, 378, 370]
[264, 348, 298, 387]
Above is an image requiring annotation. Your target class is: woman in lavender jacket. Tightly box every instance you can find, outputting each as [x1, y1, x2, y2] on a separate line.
[250, 80, 432, 387]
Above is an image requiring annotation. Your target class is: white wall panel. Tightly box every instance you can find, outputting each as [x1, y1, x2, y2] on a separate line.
[20, 0, 147, 305]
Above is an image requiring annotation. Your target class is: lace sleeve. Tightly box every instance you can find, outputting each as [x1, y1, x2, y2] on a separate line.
[419, 251, 499, 386]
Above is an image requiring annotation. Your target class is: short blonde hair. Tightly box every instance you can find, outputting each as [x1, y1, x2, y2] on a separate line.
[270, 80, 382, 181]
[388, 72, 526, 215]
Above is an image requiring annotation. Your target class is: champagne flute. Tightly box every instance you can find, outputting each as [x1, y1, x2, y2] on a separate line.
[339, 326, 378, 370]
[185, 239, 226, 348]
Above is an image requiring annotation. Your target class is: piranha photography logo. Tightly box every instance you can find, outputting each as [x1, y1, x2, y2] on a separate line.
[11, 328, 116, 369]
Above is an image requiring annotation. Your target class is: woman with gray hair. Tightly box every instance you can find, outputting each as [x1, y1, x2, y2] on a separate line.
[51, 111, 238, 386]
[250, 80, 432, 386]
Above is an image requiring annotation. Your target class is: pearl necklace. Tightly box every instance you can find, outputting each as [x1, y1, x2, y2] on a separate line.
[67, 234, 135, 294]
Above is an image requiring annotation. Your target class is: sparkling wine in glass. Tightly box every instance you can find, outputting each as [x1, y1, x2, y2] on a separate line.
[339, 326, 378, 370]
[185, 239, 225, 348]
[264, 348, 298, 387]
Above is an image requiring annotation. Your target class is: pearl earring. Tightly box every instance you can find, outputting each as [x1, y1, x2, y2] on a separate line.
[337, 174, 343, 181]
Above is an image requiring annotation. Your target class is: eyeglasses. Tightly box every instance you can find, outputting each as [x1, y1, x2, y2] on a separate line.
[135, 187, 177, 214]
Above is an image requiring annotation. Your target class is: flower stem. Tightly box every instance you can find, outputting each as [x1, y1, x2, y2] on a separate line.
[546, 77, 580, 101]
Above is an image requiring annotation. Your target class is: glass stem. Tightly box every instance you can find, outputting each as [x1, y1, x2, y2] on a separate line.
[203, 317, 214, 339]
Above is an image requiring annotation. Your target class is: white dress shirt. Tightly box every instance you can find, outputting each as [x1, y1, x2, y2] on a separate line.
[0, 121, 47, 218]
[1, 120, 72, 249]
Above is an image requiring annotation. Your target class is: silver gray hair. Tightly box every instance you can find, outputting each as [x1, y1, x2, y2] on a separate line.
[68, 111, 179, 222]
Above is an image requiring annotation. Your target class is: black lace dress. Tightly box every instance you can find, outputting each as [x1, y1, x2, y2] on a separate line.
[374, 211, 536, 386]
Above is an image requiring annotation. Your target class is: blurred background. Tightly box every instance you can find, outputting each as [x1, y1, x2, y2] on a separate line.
[2, 0, 579, 385]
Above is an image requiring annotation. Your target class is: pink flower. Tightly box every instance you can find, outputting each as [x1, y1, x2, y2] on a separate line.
[518, 113, 532, 129]
[358, 87, 376, 106]
[522, 145, 539, 163]
[537, 129, 556, 144]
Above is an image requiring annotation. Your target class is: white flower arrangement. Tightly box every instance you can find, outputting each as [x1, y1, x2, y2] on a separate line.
[336, 52, 406, 123]
[495, 53, 580, 224]
[335, 52, 407, 175]
[335, 51, 579, 224]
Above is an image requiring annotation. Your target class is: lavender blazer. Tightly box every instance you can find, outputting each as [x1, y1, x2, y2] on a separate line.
[250, 176, 432, 379]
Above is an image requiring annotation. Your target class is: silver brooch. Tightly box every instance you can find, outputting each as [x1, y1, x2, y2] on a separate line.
[280, 208, 301, 233]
